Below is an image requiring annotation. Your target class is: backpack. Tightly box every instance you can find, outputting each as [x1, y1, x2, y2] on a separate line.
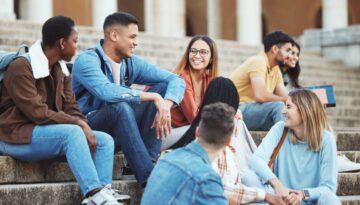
[0, 45, 29, 100]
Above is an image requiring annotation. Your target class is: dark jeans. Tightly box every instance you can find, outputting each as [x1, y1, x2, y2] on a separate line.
[87, 83, 167, 185]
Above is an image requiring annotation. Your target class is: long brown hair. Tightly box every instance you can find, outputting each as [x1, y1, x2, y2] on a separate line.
[288, 89, 331, 151]
[173, 35, 218, 78]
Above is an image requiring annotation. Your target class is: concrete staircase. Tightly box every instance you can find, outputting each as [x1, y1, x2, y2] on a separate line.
[0, 20, 360, 204]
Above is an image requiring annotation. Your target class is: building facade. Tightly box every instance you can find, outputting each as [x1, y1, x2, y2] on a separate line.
[0, 0, 359, 46]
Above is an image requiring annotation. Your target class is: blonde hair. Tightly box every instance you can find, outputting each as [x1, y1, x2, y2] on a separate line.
[288, 89, 331, 151]
[173, 35, 218, 78]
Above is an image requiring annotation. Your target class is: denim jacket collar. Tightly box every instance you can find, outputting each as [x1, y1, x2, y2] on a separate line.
[95, 39, 127, 86]
[185, 141, 211, 165]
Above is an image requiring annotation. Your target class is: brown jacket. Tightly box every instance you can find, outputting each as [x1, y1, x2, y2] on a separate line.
[0, 57, 87, 144]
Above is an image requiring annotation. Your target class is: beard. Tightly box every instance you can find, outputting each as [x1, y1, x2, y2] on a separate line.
[275, 53, 286, 67]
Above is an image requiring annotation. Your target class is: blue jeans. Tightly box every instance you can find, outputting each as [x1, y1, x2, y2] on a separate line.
[242, 170, 341, 205]
[87, 83, 166, 185]
[240, 102, 284, 131]
[0, 124, 114, 196]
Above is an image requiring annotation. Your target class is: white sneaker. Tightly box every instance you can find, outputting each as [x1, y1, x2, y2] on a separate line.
[103, 185, 131, 204]
[87, 186, 123, 205]
[337, 155, 360, 173]
[82, 185, 130, 205]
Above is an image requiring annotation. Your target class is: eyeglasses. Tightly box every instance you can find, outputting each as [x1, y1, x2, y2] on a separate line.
[189, 48, 210, 57]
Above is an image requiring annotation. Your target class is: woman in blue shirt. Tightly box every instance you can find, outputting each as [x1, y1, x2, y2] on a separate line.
[249, 89, 340, 205]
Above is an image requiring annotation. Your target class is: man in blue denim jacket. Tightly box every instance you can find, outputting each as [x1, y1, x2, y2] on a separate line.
[141, 103, 235, 205]
[72, 12, 185, 186]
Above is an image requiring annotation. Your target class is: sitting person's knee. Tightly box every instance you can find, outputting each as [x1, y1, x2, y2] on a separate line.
[111, 102, 133, 114]
[272, 101, 285, 110]
[147, 82, 168, 96]
[95, 131, 114, 149]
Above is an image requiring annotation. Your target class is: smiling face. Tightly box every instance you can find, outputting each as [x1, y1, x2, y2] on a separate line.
[60, 27, 78, 62]
[112, 23, 138, 59]
[188, 39, 211, 71]
[274, 42, 292, 67]
[283, 97, 303, 130]
[284, 45, 300, 68]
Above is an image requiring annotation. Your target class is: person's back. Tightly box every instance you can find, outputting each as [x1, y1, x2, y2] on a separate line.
[142, 103, 235, 205]
[142, 142, 227, 205]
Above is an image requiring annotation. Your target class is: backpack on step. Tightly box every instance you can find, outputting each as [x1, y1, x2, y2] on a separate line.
[0, 45, 29, 97]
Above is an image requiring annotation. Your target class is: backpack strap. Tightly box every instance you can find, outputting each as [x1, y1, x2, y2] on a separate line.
[124, 58, 129, 83]
[16, 44, 29, 56]
[75, 48, 130, 108]
[75, 48, 106, 102]
[94, 48, 105, 74]
[268, 127, 289, 169]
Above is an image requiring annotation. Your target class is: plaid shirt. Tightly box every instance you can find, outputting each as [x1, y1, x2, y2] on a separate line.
[213, 145, 266, 204]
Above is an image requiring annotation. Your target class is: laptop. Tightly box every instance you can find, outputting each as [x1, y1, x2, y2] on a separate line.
[306, 85, 336, 107]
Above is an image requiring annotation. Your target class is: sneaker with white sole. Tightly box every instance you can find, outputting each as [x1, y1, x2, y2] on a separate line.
[82, 185, 131, 205]
[87, 186, 122, 205]
[337, 155, 360, 173]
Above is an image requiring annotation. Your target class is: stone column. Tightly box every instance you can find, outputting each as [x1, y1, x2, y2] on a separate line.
[207, 0, 221, 39]
[19, 0, 52, 23]
[236, 0, 262, 45]
[92, 0, 117, 29]
[0, 0, 16, 20]
[145, 0, 185, 37]
[322, 0, 348, 29]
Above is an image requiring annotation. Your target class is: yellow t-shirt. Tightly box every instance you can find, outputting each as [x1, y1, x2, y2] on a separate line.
[230, 52, 284, 103]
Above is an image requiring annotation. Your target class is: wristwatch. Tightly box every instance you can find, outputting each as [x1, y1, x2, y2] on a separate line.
[303, 189, 310, 201]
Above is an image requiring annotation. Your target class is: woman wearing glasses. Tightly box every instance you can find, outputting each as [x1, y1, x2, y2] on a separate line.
[161, 35, 219, 150]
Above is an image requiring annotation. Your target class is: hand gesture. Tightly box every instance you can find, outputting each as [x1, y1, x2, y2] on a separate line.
[265, 193, 286, 205]
[77, 120, 97, 152]
[152, 96, 173, 140]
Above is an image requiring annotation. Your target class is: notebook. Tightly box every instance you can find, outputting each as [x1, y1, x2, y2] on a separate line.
[306, 85, 336, 107]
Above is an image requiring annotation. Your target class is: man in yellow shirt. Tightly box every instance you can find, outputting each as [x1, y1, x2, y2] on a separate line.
[230, 31, 293, 131]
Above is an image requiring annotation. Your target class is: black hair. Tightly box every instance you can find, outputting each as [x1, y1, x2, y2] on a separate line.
[42, 16, 75, 47]
[171, 77, 239, 148]
[281, 41, 302, 88]
[103, 11, 138, 30]
[263, 30, 293, 52]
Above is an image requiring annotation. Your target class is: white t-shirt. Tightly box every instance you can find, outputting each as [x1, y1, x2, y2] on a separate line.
[106, 55, 122, 85]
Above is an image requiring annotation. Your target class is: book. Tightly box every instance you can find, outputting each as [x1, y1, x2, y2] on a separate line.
[306, 85, 336, 107]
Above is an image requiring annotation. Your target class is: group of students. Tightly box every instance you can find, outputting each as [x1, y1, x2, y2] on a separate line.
[0, 11, 340, 205]
[141, 28, 339, 204]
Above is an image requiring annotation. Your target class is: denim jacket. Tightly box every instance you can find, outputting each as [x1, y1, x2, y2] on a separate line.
[72, 39, 185, 114]
[141, 142, 228, 205]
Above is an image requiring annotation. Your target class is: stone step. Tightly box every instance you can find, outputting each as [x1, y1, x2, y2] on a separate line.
[338, 173, 360, 196]
[329, 117, 360, 128]
[251, 131, 360, 151]
[1, 153, 359, 196]
[326, 107, 360, 118]
[0, 179, 142, 205]
[0, 175, 358, 205]
[340, 195, 360, 205]
[0, 154, 124, 184]
[333, 97, 360, 106]
[301, 70, 360, 81]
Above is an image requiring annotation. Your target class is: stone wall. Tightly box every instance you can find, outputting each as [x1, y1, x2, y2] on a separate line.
[301, 25, 360, 68]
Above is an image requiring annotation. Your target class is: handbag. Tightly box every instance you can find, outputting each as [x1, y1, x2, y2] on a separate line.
[268, 127, 289, 169]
